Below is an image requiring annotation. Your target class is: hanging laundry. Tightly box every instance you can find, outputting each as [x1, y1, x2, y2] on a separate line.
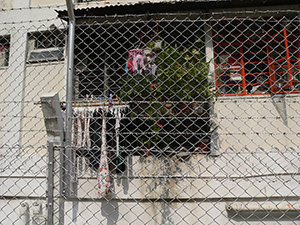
[72, 107, 92, 149]
[126, 49, 146, 76]
[71, 99, 129, 198]
[126, 48, 158, 78]
[145, 52, 158, 78]
[97, 109, 114, 198]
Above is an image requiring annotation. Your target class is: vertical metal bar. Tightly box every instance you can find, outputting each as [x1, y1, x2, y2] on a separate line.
[283, 29, 293, 87]
[66, 0, 75, 22]
[65, 0, 76, 198]
[239, 45, 247, 95]
[297, 13, 300, 81]
[295, 35, 300, 81]
[65, 21, 75, 163]
[47, 141, 54, 225]
[104, 61, 109, 98]
[238, 22, 247, 95]
[59, 146, 65, 225]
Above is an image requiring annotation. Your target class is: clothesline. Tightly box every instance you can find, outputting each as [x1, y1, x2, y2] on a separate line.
[35, 100, 128, 107]
[71, 100, 129, 199]
[72, 101, 128, 108]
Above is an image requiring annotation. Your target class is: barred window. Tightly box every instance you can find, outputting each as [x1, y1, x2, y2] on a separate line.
[74, 18, 211, 159]
[0, 36, 10, 67]
[27, 26, 65, 63]
[213, 17, 300, 96]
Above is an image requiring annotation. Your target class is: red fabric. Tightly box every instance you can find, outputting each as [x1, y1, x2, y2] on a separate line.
[127, 55, 134, 73]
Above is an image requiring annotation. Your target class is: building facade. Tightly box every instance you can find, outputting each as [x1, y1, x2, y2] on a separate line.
[0, 0, 300, 224]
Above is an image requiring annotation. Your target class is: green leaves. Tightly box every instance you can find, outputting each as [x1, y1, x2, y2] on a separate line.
[156, 42, 211, 101]
[120, 34, 212, 102]
[118, 35, 212, 150]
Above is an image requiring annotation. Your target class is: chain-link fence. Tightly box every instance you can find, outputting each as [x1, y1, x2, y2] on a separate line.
[0, 5, 300, 225]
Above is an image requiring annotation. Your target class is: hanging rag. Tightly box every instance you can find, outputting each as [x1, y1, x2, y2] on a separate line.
[126, 49, 146, 76]
[97, 109, 114, 197]
[71, 102, 128, 197]
[72, 107, 92, 149]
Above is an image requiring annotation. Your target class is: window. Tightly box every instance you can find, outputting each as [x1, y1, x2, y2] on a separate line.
[0, 36, 10, 67]
[213, 17, 300, 96]
[74, 19, 211, 156]
[27, 27, 65, 63]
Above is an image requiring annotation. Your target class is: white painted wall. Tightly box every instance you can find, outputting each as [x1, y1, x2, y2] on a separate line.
[21, 63, 65, 155]
[2, 26, 27, 156]
[214, 95, 300, 152]
[0, 0, 13, 9]
[30, 0, 65, 7]
[1, 153, 299, 224]
[13, 0, 30, 8]
[0, 2, 299, 225]
[0, 6, 66, 155]
[0, 68, 8, 154]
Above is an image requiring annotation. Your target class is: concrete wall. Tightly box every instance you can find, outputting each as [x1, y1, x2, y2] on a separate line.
[0, 6, 66, 155]
[0, 68, 8, 154]
[30, 0, 65, 7]
[0, 0, 13, 9]
[70, 152, 300, 224]
[21, 63, 65, 155]
[63, 200, 300, 225]
[214, 95, 300, 152]
[1, 153, 299, 224]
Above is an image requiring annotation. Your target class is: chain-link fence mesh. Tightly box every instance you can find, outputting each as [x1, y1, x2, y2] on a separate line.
[0, 5, 300, 225]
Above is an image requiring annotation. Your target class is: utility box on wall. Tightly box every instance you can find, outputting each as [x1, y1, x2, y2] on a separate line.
[40, 92, 64, 146]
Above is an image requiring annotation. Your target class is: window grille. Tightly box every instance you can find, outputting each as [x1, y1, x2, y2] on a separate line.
[74, 19, 211, 158]
[0, 35, 10, 67]
[213, 18, 300, 95]
[27, 27, 65, 63]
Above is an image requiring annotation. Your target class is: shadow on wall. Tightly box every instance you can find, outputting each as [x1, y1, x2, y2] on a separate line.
[101, 200, 119, 225]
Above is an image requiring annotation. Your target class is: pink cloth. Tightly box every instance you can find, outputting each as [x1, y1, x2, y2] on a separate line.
[128, 49, 146, 74]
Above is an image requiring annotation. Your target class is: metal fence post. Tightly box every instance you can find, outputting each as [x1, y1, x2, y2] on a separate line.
[40, 93, 65, 225]
[65, 0, 76, 197]
[47, 141, 54, 225]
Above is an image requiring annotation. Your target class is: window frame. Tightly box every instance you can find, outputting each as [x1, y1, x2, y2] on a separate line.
[213, 18, 300, 96]
[27, 29, 66, 63]
[0, 35, 10, 68]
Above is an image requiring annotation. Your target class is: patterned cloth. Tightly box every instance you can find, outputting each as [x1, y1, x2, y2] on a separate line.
[71, 103, 128, 198]
[97, 110, 113, 197]
[72, 108, 92, 148]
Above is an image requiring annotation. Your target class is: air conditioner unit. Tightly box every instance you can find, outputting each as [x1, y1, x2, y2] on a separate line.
[27, 47, 64, 63]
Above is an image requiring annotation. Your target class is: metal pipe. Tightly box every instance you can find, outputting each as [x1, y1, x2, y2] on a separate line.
[19, 202, 30, 225]
[65, 0, 76, 197]
[63, 1, 76, 224]
[65, 0, 75, 152]
[47, 142, 54, 225]
[66, 0, 75, 22]
[226, 202, 300, 211]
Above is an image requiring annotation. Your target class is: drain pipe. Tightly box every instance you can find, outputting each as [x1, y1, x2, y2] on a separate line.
[226, 202, 300, 211]
[20, 202, 29, 225]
